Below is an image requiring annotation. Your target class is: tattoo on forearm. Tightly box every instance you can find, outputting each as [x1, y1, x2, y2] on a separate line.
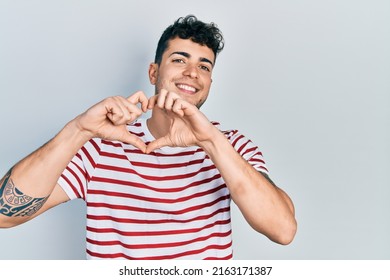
[0, 169, 48, 217]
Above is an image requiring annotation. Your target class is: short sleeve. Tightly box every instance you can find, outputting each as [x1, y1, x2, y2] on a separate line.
[57, 138, 101, 200]
[223, 129, 269, 174]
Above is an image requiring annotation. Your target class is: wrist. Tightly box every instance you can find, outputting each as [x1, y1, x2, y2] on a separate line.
[198, 129, 227, 155]
[64, 117, 94, 147]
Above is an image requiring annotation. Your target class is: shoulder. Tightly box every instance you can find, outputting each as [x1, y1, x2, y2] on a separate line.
[211, 122, 269, 174]
[212, 120, 265, 156]
[211, 121, 243, 142]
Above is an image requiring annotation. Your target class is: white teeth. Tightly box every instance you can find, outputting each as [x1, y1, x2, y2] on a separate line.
[177, 84, 196, 92]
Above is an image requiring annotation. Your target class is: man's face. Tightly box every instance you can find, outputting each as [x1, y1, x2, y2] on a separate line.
[149, 38, 215, 108]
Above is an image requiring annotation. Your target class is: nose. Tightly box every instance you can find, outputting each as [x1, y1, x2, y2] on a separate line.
[183, 64, 198, 79]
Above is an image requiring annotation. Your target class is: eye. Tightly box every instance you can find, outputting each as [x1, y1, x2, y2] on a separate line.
[199, 65, 211, 72]
[172, 58, 185, 63]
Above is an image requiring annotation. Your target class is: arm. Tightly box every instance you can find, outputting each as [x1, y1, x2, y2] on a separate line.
[0, 120, 91, 228]
[0, 92, 149, 228]
[146, 91, 297, 245]
[199, 130, 297, 245]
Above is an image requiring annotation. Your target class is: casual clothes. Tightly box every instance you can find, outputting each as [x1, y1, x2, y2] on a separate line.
[58, 118, 268, 259]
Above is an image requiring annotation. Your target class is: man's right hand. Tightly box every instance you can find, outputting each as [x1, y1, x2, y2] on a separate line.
[0, 91, 150, 228]
[74, 91, 149, 152]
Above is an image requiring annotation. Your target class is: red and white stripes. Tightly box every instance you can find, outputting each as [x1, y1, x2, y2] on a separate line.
[58, 118, 268, 260]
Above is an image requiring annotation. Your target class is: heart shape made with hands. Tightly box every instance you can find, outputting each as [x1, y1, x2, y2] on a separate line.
[106, 91, 213, 154]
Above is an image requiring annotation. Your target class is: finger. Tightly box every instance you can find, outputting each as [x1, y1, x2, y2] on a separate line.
[164, 92, 176, 111]
[127, 91, 149, 112]
[147, 95, 158, 110]
[106, 96, 142, 125]
[128, 135, 147, 153]
[105, 103, 127, 125]
[157, 90, 182, 112]
[114, 128, 147, 152]
[156, 89, 168, 108]
[147, 89, 180, 111]
[122, 131, 146, 153]
[122, 101, 143, 123]
[145, 136, 169, 154]
[171, 99, 185, 117]
[172, 98, 195, 117]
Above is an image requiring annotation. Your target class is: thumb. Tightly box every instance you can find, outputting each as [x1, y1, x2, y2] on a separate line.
[145, 136, 170, 154]
[113, 129, 147, 153]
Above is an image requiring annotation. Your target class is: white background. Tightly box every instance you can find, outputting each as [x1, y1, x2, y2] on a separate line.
[0, 0, 389, 259]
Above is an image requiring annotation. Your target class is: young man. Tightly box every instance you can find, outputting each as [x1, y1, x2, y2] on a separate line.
[0, 15, 296, 259]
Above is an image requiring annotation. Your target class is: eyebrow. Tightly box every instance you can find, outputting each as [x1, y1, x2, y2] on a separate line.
[169, 51, 214, 67]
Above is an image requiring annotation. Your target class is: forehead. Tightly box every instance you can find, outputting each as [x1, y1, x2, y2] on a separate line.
[163, 38, 215, 62]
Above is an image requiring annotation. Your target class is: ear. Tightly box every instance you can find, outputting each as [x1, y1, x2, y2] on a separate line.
[148, 63, 158, 85]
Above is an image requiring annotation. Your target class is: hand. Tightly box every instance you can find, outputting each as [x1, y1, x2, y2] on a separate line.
[75, 91, 149, 152]
[145, 89, 218, 153]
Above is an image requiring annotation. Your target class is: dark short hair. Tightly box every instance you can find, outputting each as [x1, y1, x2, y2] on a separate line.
[154, 15, 224, 65]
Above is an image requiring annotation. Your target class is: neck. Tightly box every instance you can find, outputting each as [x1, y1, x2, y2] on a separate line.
[146, 108, 171, 140]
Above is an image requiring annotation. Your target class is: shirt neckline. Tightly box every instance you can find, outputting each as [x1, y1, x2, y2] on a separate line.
[137, 118, 199, 153]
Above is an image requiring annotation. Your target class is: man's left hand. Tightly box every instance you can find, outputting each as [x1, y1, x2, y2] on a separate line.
[145, 89, 217, 153]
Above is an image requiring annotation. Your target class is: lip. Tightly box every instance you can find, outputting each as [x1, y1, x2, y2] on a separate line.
[175, 83, 199, 94]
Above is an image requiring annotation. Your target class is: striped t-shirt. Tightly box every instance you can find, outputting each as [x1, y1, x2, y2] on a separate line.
[58, 118, 268, 260]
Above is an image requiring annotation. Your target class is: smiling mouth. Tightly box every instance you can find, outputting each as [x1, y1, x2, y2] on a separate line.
[176, 83, 198, 94]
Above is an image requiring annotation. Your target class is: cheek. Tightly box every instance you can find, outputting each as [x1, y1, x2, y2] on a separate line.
[158, 69, 179, 85]
[203, 77, 212, 90]
[156, 77, 175, 93]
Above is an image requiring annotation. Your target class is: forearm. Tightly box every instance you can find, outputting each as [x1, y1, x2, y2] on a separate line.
[0, 118, 90, 225]
[0, 92, 149, 227]
[200, 130, 297, 244]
